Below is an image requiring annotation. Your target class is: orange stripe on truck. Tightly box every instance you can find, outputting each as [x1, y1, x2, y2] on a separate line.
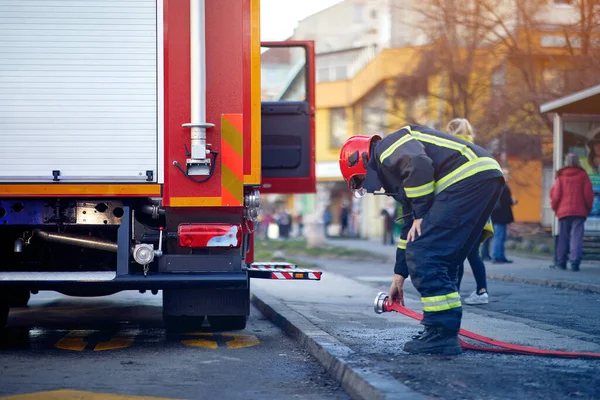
[221, 114, 244, 207]
[0, 184, 161, 197]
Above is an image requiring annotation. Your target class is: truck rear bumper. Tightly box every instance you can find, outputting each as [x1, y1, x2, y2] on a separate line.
[0, 272, 248, 291]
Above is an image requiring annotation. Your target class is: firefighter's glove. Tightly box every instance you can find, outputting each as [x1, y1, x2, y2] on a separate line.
[389, 274, 405, 306]
[407, 218, 423, 242]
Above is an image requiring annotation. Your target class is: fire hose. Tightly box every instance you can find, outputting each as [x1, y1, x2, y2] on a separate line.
[373, 292, 600, 359]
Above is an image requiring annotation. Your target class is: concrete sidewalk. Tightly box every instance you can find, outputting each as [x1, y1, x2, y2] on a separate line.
[326, 238, 600, 294]
[251, 266, 600, 400]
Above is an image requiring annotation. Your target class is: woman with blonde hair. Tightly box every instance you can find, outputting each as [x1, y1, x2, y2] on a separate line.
[446, 118, 492, 305]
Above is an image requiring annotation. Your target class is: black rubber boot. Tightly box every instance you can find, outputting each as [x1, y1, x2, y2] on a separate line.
[571, 262, 580, 272]
[403, 326, 462, 355]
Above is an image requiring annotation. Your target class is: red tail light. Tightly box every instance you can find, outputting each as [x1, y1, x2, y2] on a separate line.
[178, 223, 242, 248]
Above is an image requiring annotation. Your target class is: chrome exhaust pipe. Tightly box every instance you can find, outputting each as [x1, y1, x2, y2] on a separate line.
[34, 230, 118, 253]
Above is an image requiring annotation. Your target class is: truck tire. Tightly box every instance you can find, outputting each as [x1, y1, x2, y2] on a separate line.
[9, 290, 30, 308]
[208, 315, 248, 331]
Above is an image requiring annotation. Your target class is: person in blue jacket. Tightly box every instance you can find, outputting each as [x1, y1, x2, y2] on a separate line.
[339, 125, 504, 355]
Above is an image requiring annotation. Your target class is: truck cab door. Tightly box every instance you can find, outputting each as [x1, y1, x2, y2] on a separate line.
[260, 41, 315, 194]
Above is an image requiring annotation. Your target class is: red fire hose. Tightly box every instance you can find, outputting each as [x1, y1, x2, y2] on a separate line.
[373, 292, 600, 359]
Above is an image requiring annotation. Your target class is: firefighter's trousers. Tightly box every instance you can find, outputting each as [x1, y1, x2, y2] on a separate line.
[406, 177, 504, 332]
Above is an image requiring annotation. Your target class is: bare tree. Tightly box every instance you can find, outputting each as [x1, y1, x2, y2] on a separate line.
[369, 1, 600, 141]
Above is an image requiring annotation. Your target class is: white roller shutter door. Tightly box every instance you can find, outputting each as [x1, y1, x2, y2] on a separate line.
[0, 0, 160, 182]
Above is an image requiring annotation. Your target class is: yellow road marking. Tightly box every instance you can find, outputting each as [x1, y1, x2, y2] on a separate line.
[0, 389, 180, 399]
[223, 333, 260, 349]
[54, 331, 90, 351]
[180, 332, 260, 349]
[94, 330, 138, 351]
[181, 338, 219, 349]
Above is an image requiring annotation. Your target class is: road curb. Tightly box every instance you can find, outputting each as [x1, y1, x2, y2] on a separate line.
[251, 289, 426, 400]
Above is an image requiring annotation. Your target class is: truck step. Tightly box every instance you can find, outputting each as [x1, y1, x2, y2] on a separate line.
[249, 262, 297, 269]
[0, 271, 116, 282]
[248, 267, 322, 281]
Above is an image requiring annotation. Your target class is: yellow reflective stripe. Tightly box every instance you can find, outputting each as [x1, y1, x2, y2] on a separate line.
[422, 295, 448, 303]
[404, 181, 435, 198]
[423, 301, 463, 312]
[421, 292, 460, 303]
[379, 126, 414, 163]
[422, 292, 462, 312]
[411, 130, 477, 161]
[434, 157, 501, 195]
[398, 238, 407, 249]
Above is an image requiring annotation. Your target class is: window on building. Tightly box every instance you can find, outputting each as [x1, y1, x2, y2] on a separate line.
[334, 66, 348, 81]
[543, 69, 564, 93]
[317, 67, 330, 83]
[353, 4, 365, 23]
[330, 108, 348, 149]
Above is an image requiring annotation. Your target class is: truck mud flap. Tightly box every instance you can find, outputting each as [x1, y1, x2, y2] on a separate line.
[248, 262, 322, 281]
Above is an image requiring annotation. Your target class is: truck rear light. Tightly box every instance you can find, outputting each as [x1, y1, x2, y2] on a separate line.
[178, 224, 242, 248]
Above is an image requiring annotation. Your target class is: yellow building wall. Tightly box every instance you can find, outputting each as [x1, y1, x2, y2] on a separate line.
[315, 108, 337, 163]
[507, 158, 543, 223]
[316, 47, 423, 110]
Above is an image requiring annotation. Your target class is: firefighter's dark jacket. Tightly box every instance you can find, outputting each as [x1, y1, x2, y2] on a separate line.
[364, 125, 502, 219]
[363, 125, 503, 278]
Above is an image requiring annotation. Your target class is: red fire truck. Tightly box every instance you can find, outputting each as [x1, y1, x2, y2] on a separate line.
[0, 0, 318, 331]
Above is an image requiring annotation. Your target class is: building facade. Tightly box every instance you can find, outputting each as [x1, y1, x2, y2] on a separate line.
[269, 0, 595, 239]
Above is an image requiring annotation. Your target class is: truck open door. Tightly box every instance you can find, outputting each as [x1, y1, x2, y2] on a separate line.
[260, 41, 316, 194]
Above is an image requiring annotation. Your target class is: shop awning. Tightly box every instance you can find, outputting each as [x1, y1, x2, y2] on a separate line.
[540, 84, 600, 115]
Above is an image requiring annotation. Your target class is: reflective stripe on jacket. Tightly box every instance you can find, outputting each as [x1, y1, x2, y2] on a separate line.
[373, 125, 503, 218]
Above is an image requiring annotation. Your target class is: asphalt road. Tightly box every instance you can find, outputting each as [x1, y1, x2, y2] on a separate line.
[0, 292, 349, 400]
[269, 256, 600, 400]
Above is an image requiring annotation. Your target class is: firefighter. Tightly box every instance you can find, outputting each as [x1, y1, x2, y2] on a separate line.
[339, 125, 504, 355]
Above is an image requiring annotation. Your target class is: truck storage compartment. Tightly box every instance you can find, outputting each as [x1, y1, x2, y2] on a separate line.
[0, 0, 160, 183]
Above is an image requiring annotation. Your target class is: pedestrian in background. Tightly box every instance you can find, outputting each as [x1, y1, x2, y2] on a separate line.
[550, 153, 594, 271]
[340, 203, 349, 237]
[380, 199, 396, 245]
[447, 118, 492, 304]
[491, 169, 516, 264]
[262, 212, 273, 240]
[296, 212, 304, 238]
[323, 207, 332, 238]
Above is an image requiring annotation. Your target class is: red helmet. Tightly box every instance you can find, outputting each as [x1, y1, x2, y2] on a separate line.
[339, 135, 381, 194]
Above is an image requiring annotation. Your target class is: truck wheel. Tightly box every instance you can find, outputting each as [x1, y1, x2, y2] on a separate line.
[164, 315, 206, 332]
[9, 290, 30, 308]
[208, 315, 248, 331]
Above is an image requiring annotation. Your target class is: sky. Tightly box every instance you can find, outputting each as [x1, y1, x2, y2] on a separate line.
[260, 0, 343, 41]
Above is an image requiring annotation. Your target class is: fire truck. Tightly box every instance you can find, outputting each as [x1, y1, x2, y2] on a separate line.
[0, 0, 318, 331]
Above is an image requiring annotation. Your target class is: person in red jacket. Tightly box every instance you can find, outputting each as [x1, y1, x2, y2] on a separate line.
[550, 153, 594, 271]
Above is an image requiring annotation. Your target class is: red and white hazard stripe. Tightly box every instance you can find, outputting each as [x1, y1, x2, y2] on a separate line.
[271, 271, 294, 279]
[270, 271, 322, 280]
